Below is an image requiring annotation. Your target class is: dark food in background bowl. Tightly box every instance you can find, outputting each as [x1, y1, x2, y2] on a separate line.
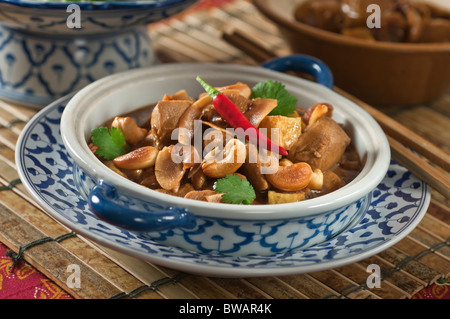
[88, 80, 362, 205]
[294, 0, 450, 43]
[253, 0, 450, 106]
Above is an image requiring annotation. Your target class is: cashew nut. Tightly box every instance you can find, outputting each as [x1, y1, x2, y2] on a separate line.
[172, 144, 201, 170]
[113, 146, 159, 170]
[111, 117, 147, 145]
[202, 138, 246, 178]
[279, 158, 294, 167]
[302, 103, 332, 128]
[308, 168, 323, 190]
[265, 162, 313, 192]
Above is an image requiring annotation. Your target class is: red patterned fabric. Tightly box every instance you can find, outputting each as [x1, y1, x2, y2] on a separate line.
[2, 241, 449, 299]
[411, 277, 450, 299]
[0, 243, 72, 299]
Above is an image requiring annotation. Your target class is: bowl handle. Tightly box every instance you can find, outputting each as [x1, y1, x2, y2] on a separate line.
[88, 181, 196, 232]
[261, 54, 334, 89]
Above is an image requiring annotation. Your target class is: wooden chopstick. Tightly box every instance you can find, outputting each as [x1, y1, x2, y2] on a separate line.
[387, 136, 450, 199]
[333, 88, 450, 173]
[222, 30, 450, 199]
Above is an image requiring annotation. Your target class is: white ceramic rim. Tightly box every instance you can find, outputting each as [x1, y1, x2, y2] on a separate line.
[61, 62, 390, 220]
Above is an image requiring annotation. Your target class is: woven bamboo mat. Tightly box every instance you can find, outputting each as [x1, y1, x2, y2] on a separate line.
[0, 0, 449, 299]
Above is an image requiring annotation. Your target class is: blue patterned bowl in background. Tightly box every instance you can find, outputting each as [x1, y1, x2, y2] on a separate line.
[0, 0, 199, 107]
[60, 58, 391, 256]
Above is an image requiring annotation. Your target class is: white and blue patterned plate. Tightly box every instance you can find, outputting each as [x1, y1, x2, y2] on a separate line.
[16, 95, 431, 277]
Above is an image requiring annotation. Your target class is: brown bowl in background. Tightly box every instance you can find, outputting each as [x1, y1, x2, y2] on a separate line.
[253, 0, 450, 107]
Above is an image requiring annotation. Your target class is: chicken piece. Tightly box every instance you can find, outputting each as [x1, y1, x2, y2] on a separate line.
[189, 166, 207, 190]
[370, 10, 408, 42]
[340, 0, 397, 29]
[288, 117, 350, 171]
[177, 94, 211, 145]
[341, 27, 375, 40]
[184, 190, 217, 202]
[154, 145, 186, 193]
[169, 89, 193, 101]
[244, 98, 278, 128]
[295, 0, 344, 33]
[151, 99, 192, 145]
[221, 89, 250, 113]
[321, 171, 345, 194]
[241, 143, 272, 191]
[216, 82, 252, 99]
[176, 183, 195, 197]
[205, 193, 224, 203]
[139, 167, 160, 189]
[205, 90, 251, 128]
[418, 18, 450, 43]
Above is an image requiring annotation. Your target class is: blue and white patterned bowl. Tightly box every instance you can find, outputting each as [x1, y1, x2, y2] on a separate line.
[15, 94, 428, 276]
[60, 56, 391, 257]
[0, 0, 199, 107]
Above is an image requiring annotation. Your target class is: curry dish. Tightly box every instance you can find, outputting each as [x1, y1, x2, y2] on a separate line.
[88, 79, 362, 205]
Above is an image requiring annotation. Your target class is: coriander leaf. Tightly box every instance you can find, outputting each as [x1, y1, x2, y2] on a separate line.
[214, 174, 256, 205]
[251, 80, 298, 116]
[91, 126, 128, 160]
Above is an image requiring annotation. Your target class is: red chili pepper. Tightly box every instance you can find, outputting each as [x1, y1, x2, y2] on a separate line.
[196, 76, 288, 156]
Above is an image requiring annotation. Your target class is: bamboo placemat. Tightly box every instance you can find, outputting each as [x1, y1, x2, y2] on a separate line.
[0, 0, 449, 299]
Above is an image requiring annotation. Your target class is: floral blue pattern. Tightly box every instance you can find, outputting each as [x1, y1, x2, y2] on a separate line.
[0, 25, 154, 106]
[0, 0, 199, 107]
[16, 96, 430, 276]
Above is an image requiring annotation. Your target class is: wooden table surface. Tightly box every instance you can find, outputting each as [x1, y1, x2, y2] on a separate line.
[0, 0, 448, 300]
